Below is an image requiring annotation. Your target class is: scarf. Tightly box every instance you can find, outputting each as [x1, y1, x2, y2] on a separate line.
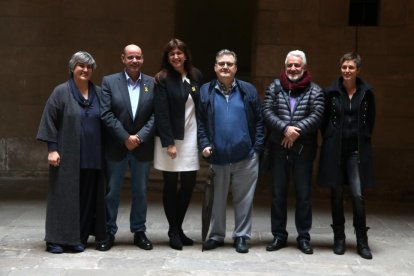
[279, 70, 312, 95]
[68, 78, 96, 108]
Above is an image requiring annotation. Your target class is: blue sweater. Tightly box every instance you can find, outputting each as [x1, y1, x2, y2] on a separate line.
[197, 79, 265, 165]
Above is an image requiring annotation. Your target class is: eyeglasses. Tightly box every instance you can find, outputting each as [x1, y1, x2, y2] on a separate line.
[216, 61, 235, 68]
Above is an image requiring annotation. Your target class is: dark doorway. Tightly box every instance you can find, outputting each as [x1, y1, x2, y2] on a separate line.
[175, 0, 255, 82]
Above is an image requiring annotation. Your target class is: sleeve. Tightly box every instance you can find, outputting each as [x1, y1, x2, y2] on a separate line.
[154, 76, 175, 147]
[262, 80, 289, 133]
[251, 88, 265, 153]
[137, 78, 155, 142]
[196, 85, 212, 151]
[99, 76, 130, 143]
[36, 87, 62, 144]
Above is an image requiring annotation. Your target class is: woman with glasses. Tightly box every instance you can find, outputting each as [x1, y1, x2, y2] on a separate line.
[154, 38, 203, 250]
[318, 52, 376, 259]
[37, 51, 107, 253]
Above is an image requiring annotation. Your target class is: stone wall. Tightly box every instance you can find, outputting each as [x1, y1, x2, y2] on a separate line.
[0, 0, 175, 177]
[252, 0, 414, 200]
[1, 0, 413, 200]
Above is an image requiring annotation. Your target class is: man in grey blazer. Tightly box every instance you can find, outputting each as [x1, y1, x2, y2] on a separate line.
[99, 44, 155, 251]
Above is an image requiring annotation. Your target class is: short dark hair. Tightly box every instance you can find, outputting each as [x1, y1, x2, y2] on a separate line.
[340, 52, 362, 68]
[215, 49, 237, 64]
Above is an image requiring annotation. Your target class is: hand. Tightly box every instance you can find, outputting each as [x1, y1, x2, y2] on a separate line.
[124, 135, 140, 150]
[167, 145, 177, 159]
[281, 137, 293, 149]
[202, 147, 212, 158]
[48, 151, 60, 167]
[284, 126, 301, 143]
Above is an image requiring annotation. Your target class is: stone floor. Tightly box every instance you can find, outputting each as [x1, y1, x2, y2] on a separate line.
[0, 178, 413, 275]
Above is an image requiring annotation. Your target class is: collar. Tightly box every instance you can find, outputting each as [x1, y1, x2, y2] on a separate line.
[215, 79, 236, 95]
[124, 71, 141, 84]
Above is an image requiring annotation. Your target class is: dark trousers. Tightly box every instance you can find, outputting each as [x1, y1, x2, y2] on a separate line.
[331, 151, 366, 229]
[79, 169, 106, 244]
[270, 153, 313, 241]
[162, 171, 196, 234]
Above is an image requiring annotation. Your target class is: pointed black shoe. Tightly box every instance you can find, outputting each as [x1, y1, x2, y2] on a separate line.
[96, 234, 114, 251]
[134, 231, 153, 250]
[169, 232, 183, 250]
[266, 237, 287, 251]
[179, 230, 194, 246]
[202, 239, 224, 251]
[297, 240, 313, 254]
[233, 237, 248, 253]
[333, 239, 346, 255]
[356, 227, 373, 259]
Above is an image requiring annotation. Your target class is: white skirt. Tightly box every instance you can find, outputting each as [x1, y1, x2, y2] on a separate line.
[154, 95, 200, 172]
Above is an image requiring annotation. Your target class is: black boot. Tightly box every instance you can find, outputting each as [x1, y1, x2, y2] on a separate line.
[356, 227, 372, 259]
[331, 224, 346, 255]
[168, 229, 183, 250]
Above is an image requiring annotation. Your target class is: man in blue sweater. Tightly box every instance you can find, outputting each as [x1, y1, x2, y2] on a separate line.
[197, 49, 264, 253]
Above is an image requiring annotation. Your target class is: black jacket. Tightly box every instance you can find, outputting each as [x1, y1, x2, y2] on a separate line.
[100, 72, 155, 162]
[154, 68, 203, 147]
[317, 77, 376, 188]
[262, 78, 324, 160]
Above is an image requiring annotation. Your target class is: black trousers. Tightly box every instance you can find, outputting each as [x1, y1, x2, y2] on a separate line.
[270, 153, 313, 241]
[79, 169, 107, 244]
[162, 171, 197, 234]
[331, 151, 367, 229]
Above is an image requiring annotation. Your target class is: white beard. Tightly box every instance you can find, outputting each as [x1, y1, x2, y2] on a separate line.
[287, 70, 304, 82]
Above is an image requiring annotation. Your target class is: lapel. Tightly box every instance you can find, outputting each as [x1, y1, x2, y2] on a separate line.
[134, 74, 151, 122]
[117, 72, 134, 120]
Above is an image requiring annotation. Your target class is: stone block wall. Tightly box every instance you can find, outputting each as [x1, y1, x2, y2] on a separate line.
[1, 0, 413, 200]
[252, 0, 414, 200]
[0, 0, 175, 177]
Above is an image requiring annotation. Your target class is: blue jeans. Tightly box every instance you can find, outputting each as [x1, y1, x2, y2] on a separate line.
[270, 152, 313, 242]
[105, 152, 151, 235]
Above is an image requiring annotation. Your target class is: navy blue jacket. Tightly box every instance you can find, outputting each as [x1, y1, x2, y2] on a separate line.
[197, 79, 265, 164]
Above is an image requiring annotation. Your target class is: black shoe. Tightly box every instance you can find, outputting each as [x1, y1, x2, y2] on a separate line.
[179, 230, 194, 246]
[266, 237, 287, 251]
[96, 234, 114, 251]
[46, 242, 64, 254]
[356, 227, 373, 259]
[297, 240, 313, 254]
[333, 239, 346, 255]
[202, 239, 224, 251]
[169, 232, 183, 250]
[233, 237, 249, 253]
[357, 244, 372, 259]
[134, 231, 153, 250]
[70, 243, 85, 253]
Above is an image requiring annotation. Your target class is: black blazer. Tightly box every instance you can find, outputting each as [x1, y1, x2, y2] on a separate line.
[100, 72, 155, 161]
[154, 68, 203, 147]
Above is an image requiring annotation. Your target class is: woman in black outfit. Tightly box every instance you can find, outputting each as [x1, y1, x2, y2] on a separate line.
[318, 52, 375, 259]
[154, 39, 203, 250]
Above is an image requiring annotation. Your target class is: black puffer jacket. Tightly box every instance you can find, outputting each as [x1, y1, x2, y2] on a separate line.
[262, 79, 324, 160]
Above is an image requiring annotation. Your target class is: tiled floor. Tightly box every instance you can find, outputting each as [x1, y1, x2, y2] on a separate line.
[0, 178, 413, 275]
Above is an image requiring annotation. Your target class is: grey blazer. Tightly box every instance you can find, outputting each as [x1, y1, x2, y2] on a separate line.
[100, 72, 155, 161]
